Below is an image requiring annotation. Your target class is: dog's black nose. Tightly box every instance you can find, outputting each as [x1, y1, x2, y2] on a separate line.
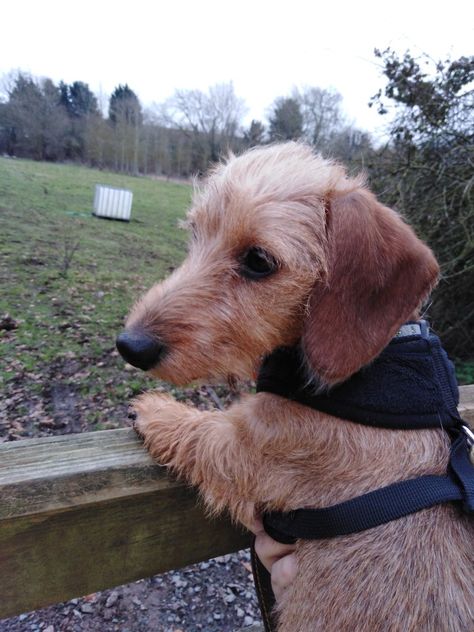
[116, 329, 166, 371]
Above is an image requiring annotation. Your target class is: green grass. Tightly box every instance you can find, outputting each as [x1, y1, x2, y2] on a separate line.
[0, 157, 472, 437]
[0, 157, 192, 436]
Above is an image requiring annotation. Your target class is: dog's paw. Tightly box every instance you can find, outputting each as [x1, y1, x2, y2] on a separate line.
[130, 391, 194, 469]
[131, 392, 176, 441]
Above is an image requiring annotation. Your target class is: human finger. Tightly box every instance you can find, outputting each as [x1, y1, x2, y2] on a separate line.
[271, 552, 298, 601]
[254, 530, 296, 574]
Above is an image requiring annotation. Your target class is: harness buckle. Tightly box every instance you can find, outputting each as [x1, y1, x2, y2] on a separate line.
[461, 424, 474, 465]
[461, 423, 474, 447]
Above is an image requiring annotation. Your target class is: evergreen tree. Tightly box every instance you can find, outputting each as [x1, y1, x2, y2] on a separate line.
[109, 84, 142, 126]
[108, 85, 142, 173]
[268, 97, 303, 141]
[60, 81, 99, 118]
[1, 73, 68, 160]
[59, 81, 101, 160]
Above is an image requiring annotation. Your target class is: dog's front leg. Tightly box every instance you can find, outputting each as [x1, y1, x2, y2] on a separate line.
[132, 391, 257, 523]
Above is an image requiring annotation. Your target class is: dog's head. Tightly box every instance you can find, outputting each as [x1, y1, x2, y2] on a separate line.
[117, 143, 439, 386]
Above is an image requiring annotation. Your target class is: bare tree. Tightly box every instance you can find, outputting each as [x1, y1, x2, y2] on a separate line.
[160, 82, 247, 169]
[292, 86, 344, 150]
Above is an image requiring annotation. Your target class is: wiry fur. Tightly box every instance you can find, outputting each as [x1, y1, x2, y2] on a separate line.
[126, 143, 473, 631]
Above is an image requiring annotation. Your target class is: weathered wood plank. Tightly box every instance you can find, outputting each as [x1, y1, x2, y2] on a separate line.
[0, 429, 176, 519]
[0, 429, 251, 619]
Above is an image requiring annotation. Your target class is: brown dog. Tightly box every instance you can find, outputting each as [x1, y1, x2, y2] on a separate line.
[117, 143, 473, 631]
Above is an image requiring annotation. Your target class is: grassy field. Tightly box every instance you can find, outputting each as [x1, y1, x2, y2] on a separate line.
[1, 157, 473, 440]
[0, 157, 201, 437]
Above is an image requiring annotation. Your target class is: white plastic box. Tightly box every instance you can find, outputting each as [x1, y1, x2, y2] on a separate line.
[93, 185, 133, 221]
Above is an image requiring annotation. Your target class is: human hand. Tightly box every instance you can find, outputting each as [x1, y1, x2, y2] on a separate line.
[245, 517, 297, 601]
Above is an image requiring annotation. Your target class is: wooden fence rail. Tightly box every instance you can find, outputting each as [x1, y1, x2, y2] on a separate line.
[0, 429, 250, 619]
[1, 385, 473, 620]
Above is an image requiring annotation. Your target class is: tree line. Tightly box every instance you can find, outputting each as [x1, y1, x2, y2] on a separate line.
[0, 73, 370, 176]
[0, 51, 473, 359]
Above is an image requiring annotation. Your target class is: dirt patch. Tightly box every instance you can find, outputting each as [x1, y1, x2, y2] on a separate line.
[0, 354, 134, 440]
[46, 382, 83, 433]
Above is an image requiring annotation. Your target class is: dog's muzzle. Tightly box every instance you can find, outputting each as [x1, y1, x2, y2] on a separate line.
[116, 329, 166, 371]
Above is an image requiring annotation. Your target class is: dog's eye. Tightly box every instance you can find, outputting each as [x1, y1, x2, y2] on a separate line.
[240, 247, 278, 280]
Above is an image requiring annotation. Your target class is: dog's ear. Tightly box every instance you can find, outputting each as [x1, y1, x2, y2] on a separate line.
[302, 188, 439, 385]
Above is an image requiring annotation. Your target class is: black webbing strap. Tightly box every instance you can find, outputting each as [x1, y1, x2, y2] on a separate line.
[263, 430, 473, 544]
[252, 431, 473, 632]
[252, 323, 473, 626]
[250, 539, 277, 632]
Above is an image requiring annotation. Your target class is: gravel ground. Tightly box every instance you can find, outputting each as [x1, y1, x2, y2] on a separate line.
[0, 552, 263, 632]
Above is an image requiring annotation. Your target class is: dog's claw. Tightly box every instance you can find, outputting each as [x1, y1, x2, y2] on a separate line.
[133, 419, 145, 441]
[128, 409, 143, 439]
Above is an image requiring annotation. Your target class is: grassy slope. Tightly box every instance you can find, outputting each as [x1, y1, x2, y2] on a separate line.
[0, 158, 193, 435]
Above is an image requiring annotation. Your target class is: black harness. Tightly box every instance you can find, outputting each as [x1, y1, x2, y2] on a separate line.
[251, 322, 474, 631]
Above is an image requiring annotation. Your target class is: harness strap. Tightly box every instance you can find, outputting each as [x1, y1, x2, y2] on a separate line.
[250, 539, 277, 632]
[263, 430, 473, 544]
[252, 323, 473, 628]
[450, 425, 474, 513]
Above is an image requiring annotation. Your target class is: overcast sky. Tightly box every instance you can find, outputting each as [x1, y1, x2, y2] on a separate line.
[1, 0, 473, 135]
